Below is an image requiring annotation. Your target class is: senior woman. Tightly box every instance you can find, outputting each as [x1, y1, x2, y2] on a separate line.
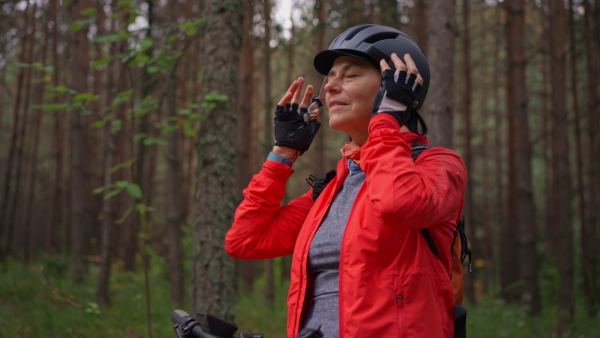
[225, 24, 467, 338]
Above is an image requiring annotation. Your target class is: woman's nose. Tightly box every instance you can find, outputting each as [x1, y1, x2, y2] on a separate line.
[324, 77, 340, 93]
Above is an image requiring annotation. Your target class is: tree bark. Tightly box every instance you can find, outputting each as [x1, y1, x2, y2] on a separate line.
[582, 0, 600, 317]
[96, 3, 116, 307]
[48, 0, 66, 254]
[426, 0, 456, 148]
[261, 0, 276, 305]
[460, 0, 475, 304]
[69, 0, 91, 283]
[190, 0, 242, 321]
[548, 0, 574, 331]
[502, 1, 541, 314]
[414, 0, 428, 55]
[23, 12, 47, 262]
[0, 4, 31, 260]
[571, 0, 597, 317]
[236, 0, 258, 295]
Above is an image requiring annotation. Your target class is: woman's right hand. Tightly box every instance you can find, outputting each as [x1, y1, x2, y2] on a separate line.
[273, 77, 321, 161]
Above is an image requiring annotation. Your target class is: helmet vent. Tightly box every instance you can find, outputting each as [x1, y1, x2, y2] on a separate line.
[363, 32, 400, 44]
[344, 25, 375, 41]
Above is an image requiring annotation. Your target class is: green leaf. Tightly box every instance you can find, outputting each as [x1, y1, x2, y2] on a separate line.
[134, 133, 148, 142]
[73, 93, 99, 102]
[138, 38, 153, 50]
[109, 13, 119, 19]
[178, 109, 191, 115]
[92, 120, 105, 128]
[186, 27, 197, 36]
[184, 128, 196, 137]
[16, 62, 30, 68]
[143, 137, 167, 146]
[205, 91, 228, 102]
[110, 157, 137, 173]
[126, 183, 143, 200]
[69, 19, 94, 31]
[157, 56, 173, 68]
[103, 189, 120, 200]
[93, 186, 106, 194]
[147, 66, 160, 73]
[115, 181, 129, 189]
[132, 54, 149, 64]
[42, 103, 70, 112]
[92, 57, 113, 67]
[43, 93, 60, 100]
[81, 7, 97, 15]
[111, 119, 122, 131]
[189, 113, 206, 120]
[108, 90, 133, 109]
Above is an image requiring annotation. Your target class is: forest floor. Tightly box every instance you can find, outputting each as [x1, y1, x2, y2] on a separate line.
[0, 255, 599, 337]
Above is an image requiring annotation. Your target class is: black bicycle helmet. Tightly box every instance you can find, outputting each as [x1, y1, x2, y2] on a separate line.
[314, 24, 429, 110]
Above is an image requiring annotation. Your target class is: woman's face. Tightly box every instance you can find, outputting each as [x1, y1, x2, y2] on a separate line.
[325, 56, 381, 145]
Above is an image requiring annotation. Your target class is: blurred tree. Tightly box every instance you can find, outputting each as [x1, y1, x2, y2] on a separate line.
[582, 0, 599, 317]
[426, 0, 456, 148]
[190, 0, 243, 321]
[549, 0, 574, 331]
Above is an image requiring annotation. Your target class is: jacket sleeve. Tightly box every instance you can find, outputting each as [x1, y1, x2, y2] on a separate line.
[225, 160, 314, 259]
[360, 114, 467, 230]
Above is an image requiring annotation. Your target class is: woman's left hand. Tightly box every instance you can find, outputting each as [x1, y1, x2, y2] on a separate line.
[371, 53, 424, 126]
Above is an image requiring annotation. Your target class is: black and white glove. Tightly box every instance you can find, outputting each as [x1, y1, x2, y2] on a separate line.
[371, 69, 422, 126]
[274, 103, 321, 152]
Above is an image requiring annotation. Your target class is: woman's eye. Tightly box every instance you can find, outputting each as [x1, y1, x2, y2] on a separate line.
[345, 74, 358, 78]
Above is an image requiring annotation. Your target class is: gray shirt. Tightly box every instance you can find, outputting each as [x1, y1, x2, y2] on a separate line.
[300, 161, 365, 338]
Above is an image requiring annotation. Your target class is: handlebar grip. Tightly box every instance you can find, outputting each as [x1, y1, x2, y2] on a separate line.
[171, 309, 220, 338]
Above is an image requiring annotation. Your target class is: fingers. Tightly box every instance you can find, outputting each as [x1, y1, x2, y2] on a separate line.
[391, 53, 408, 72]
[300, 85, 313, 108]
[277, 80, 299, 106]
[380, 59, 391, 72]
[291, 77, 304, 104]
[277, 77, 315, 108]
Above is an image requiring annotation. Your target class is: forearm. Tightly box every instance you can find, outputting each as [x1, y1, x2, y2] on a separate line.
[361, 114, 467, 229]
[225, 160, 313, 259]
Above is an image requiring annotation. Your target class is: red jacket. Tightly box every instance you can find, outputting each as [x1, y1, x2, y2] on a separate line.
[225, 114, 467, 337]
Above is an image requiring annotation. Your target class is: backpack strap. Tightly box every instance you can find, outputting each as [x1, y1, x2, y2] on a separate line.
[412, 142, 472, 274]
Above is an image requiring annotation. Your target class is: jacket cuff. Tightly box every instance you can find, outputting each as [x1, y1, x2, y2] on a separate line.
[369, 113, 402, 133]
[262, 160, 294, 185]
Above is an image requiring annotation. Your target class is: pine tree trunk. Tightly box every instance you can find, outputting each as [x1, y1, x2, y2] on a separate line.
[23, 16, 47, 262]
[48, 0, 66, 254]
[503, 1, 541, 312]
[413, 0, 428, 55]
[0, 4, 31, 260]
[69, 0, 91, 283]
[549, 0, 573, 327]
[190, 0, 242, 321]
[571, 0, 597, 317]
[237, 0, 258, 295]
[13, 4, 36, 261]
[460, 0, 475, 304]
[515, 0, 541, 315]
[96, 5, 115, 307]
[583, 0, 600, 317]
[261, 0, 276, 306]
[492, 6, 505, 291]
[426, 0, 456, 148]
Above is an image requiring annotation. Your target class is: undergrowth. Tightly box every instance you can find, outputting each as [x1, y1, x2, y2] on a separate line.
[1, 255, 599, 337]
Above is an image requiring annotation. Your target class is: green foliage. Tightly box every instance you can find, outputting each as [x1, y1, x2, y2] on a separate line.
[93, 180, 143, 200]
[0, 256, 176, 337]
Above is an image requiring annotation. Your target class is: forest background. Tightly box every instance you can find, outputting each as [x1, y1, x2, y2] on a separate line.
[0, 0, 599, 336]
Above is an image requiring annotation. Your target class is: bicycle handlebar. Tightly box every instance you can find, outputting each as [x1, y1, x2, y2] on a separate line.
[171, 309, 220, 338]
